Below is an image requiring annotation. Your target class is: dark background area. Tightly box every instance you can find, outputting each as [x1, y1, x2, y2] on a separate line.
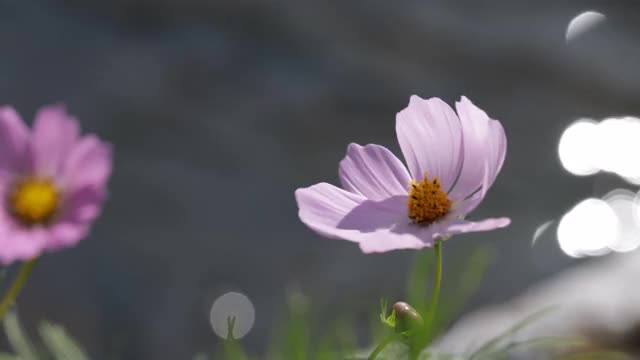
[0, 1, 639, 359]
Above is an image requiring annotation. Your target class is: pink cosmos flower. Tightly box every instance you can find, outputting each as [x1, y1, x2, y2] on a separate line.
[0, 105, 112, 264]
[295, 96, 510, 253]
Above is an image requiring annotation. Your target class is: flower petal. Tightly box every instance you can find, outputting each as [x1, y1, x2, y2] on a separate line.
[295, 182, 385, 240]
[46, 185, 105, 251]
[61, 185, 107, 223]
[0, 106, 30, 172]
[450, 193, 482, 218]
[396, 96, 463, 191]
[358, 220, 444, 253]
[356, 230, 429, 253]
[32, 105, 80, 178]
[449, 159, 492, 217]
[47, 222, 89, 250]
[449, 97, 507, 201]
[60, 135, 113, 191]
[443, 217, 511, 236]
[295, 183, 429, 252]
[0, 223, 48, 265]
[357, 217, 469, 253]
[339, 143, 411, 201]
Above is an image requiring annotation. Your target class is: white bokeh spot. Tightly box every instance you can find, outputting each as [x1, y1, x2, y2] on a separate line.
[558, 117, 640, 184]
[210, 292, 255, 340]
[557, 198, 619, 258]
[558, 119, 599, 176]
[566, 11, 607, 43]
[604, 189, 640, 253]
[594, 118, 640, 178]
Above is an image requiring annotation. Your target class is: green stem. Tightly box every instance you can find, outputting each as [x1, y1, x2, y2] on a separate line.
[424, 239, 443, 330]
[368, 333, 401, 360]
[0, 258, 38, 320]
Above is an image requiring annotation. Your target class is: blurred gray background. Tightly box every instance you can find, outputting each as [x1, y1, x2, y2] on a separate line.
[0, 0, 639, 359]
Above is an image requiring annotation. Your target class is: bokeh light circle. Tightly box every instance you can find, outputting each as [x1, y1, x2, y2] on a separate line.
[210, 292, 255, 340]
[593, 118, 640, 178]
[558, 120, 599, 176]
[557, 198, 619, 257]
[604, 189, 640, 253]
[566, 11, 607, 43]
[633, 190, 640, 228]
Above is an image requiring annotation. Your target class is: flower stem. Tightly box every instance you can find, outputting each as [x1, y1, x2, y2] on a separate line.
[0, 258, 38, 320]
[424, 239, 443, 330]
[368, 333, 401, 360]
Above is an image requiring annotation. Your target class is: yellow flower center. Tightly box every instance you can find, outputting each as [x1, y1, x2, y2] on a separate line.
[407, 173, 452, 224]
[8, 177, 59, 225]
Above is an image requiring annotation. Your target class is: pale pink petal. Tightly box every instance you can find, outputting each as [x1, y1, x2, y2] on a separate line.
[60, 185, 107, 223]
[357, 232, 429, 253]
[0, 106, 30, 172]
[295, 183, 428, 252]
[449, 159, 491, 216]
[358, 221, 444, 253]
[339, 143, 411, 201]
[450, 193, 482, 218]
[358, 218, 476, 253]
[60, 135, 112, 191]
[396, 96, 463, 191]
[46, 222, 89, 250]
[444, 217, 511, 235]
[0, 193, 49, 264]
[449, 97, 507, 201]
[0, 224, 48, 265]
[44, 185, 105, 250]
[32, 105, 80, 178]
[295, 182, 386, 241]
[0, 178, 106, 258]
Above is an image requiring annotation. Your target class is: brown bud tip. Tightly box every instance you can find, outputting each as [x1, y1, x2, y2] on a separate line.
[392, 301, 424, 333]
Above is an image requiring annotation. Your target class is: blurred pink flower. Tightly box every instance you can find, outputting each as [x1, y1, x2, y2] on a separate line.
[0, 105, 112, 264]
[295, 96, 509, 253]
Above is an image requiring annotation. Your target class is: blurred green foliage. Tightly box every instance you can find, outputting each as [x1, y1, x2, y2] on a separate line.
[0, 311, 89, 360]
[0, 247, 632, 359]
[205, 245, 633, 360]
[211, 246, 489, 359]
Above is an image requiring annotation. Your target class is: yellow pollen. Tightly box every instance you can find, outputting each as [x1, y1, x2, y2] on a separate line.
[407, 173, 452, 224]
[8, 177, 59, 225]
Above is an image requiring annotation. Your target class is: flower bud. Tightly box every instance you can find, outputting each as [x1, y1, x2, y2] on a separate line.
[392, 302, 424, 333]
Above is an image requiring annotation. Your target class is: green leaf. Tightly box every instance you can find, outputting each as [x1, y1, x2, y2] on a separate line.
[379, 299, 396, 329]
[333, 320, 358, 355]
[0, 353, 19, 360]
[220, 316, 249, 360]
[373, 341, 409, 360]
[369, 304, 388, 349]
[282, 292, 309, 360]
[314, 320, 357, 360]
[2, 311, 38, 360]
[221, 338, 249, 360]
[38, 322, 89, 360]
[406, 250, 433, 315]
[433, 246, 492, 336]
[226, 316, 237, 341]
[266, 291, 310, 360]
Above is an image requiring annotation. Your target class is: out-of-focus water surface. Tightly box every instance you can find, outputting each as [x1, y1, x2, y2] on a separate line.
[1, 1, 639, 358]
